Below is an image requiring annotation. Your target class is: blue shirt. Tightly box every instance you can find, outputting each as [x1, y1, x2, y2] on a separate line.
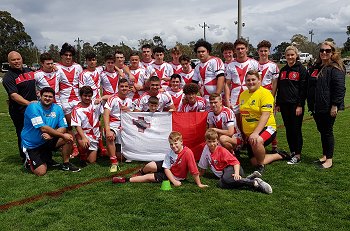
[21, 101, 67, 149]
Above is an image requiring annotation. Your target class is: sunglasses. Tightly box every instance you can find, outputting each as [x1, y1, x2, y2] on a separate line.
[319, 49, 332, 53]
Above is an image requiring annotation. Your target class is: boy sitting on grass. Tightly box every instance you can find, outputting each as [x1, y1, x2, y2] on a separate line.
[112, 131, 208, 188]
[198, 128, 272, 194]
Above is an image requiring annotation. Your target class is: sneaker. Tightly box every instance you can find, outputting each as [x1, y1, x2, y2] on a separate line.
[125, 159, 132, 163]
[255, 178, 273, 194]
[62, 162, 81, 172]
[80, 160, 88, 168]
[287, 156, 301, 165]
[112, 176, 126, 184]
[256, 165, 265, 174]
[246, 171, 262, 180]
[110, 164, 120, 173]
[46, 159, 61, 167]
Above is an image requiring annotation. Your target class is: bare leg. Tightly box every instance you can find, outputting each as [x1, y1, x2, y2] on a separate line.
[129, 173, 157, 183]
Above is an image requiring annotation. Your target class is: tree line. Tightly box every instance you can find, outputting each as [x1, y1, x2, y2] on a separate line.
[1, 10, 350, 66]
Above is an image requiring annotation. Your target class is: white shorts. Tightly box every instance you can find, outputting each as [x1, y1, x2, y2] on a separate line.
[110, 127, 122, 144]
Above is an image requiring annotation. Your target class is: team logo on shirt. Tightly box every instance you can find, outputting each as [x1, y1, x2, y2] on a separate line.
[45, 112, 56, 118]
[250, 100, 256, 106]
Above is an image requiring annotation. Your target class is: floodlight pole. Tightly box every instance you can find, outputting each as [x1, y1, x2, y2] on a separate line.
[74, 37, 84, 65]
[309, 30, 314, 43]
[199, 22, 210, 41]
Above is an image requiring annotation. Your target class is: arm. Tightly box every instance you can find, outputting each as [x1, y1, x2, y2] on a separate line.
[215, 75, 225, 95]
[271, 78, 278, 97]
[75, 126, 90, 149]
[224, 79, 232, 108]
[192, 173, 208, 188]
[211, 125, 234, 137]
[164, 168, 181, 187]
[103, 108, 115, 141]
[10, 93, 32, 106]
[232, 164, 242, 181]
[40, 126, 73, 142]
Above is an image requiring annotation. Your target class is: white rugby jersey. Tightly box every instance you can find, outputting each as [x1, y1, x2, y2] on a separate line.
[133, 91, 173, 112]
[79, 66, 103, 100]
[71, 102, 103, 140]
[226, 58, 259, 107]
[258, 61, 279, 91]
[207, 106, 241, 135]
[151, 62, 174, 88]
[177, 96, 206, 112]
[193, 57, 225, 97]
[56, 62, 82, 103]
[104, 95, 133, 129]
[34, 70, 61, 103]
[100, 70, 120, 96]
[179, 69, 194, 85]
[128, 68, 147, 101]
[166, 89, 183, 110]
[169, 62, 182, 74]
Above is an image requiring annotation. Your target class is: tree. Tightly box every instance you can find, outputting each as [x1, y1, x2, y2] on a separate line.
[138, 38, 154, 50]
[272, 41, 291, 60]
[47, 44, 60, 62]
[93, 42, 114, 65]
[0, 11, 33, 62]
[342, 25, 350, 57]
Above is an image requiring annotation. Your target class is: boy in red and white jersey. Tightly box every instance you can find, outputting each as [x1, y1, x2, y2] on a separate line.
[151, 46, 173, 89]
[225, 38, 259, 114]
[165, 74, 184, 110]
[207, 93, 243, 153]
[34, 53, 61, 104]
[169, 46, 182, 74]
[179, 54, 194, 85]
[112, 131, 208, 188]
[104, 79, 133, 172]
[79, 52, 104, 102]
[114, 50, 135, 83]
[133, 76, 175, 112]
[177, 83, 206, 112]
[128, 52, 147, 101]
[71, 86, 104, 165]
[100, 54, 120, 97]
[140, 44, 155, 78]
[192, 40, 225, 108]
[221, 42, 235, 70]
[56, 43, 83, 119]
[198, 129, 272, 194]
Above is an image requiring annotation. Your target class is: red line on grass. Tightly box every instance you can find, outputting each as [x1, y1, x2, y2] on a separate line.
[0, 166, 141, 211]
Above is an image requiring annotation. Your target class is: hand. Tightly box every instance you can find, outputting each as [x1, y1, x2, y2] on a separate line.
[94, 98, 102, 105]
[275, 106, 280, 112]
[120, 105, 130, 112]
[330, 105, 338, 117]
[198, 184, 209, 188]
[161, 76, 170, 82]
[81, 136, 90, 149]
[106, 129, 115, 141]
[62, 133, 73, 143]
[295, 106, 302, 116]
[41, 132, 53, 140]
[248, 132, 260, 146]
[173, 180, 182, 187]
[232, 174, 242, 181]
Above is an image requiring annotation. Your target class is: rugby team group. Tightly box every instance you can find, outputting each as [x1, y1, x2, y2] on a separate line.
[2, 38, 346, 194]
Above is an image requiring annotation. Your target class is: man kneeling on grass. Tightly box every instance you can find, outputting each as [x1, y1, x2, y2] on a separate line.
[21, 87, 80, 176]
[198, 128, 272, 194]
[112, 131, 208, 188]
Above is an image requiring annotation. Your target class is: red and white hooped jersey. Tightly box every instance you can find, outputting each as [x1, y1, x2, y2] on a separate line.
[100, 70, 120, 96]
[166, 89, 183, 110]
[133, 91, 174, 112]
[179, 69, 194, 85]
[151, 62, 174, 88]
[258, 61, 279, 91]
[169, 62, 182, 74]
[207, 106, 241, 136]
[79, 66, 103, 100]
[56, 62, 82, 103]
[34, 70, 61, 103]
[71, 102, 103, 141]
[226, 58, 259, 107]
[193, 57, 225, 97]
[177, 96, 206, 112]
[104, 95, 133, 129]
[128, 68, 147, 101]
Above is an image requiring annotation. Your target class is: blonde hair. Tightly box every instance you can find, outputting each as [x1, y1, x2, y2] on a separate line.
[285, 46, 299, 58]
[205, 128, 219, 140]
[317, 41, 344, 71]
[169, 131, 183, 142]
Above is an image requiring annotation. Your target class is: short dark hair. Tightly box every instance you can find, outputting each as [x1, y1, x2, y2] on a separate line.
[148, 96, 159, 105]
[40, 52, 53, 63]
[179, 54, 191, 63]
[130, 51, 140, 57]
[118, 78, 129, 85]
[104, 54, 115, 62]
[194, 40, 212, 53]
[257, 40, 271, 49]
[79, 86, 93, 96]
[221, 42, 235, 53]
[170, 73, 182, 81]
[40, 87, 55, 96]
[183, 83, 199, 95]
[114, 50, 124, 56]
[60, 43, 76, 56]
[85, 52, 96, 60]
[233, 38, 249, 48]
[141, 44, 152, 50]
[149, 75, 161, 82]
[153, 46, 165, 54]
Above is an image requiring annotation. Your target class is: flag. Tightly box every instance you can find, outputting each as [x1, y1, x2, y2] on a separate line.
[121, 112, 208, 161]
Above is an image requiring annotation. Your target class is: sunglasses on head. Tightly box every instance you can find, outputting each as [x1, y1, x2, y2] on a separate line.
[319, 48, 332, 53]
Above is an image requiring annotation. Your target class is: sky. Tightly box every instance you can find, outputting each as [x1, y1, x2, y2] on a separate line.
[1, 0, 349, 52]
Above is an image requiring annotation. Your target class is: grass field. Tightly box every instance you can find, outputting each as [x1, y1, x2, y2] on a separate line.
[0, 72, 349, 231]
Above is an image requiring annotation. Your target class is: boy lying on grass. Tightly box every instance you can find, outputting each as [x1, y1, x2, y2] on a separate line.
[198, 128, 272, 194]
[112, 131, 208, 188]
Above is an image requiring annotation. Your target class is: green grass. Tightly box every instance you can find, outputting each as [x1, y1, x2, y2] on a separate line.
[1, 72, 350, 231]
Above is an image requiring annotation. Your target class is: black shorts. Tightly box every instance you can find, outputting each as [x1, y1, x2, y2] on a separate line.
[153, 161, 169, 183]
[24, 138, 59, 170]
